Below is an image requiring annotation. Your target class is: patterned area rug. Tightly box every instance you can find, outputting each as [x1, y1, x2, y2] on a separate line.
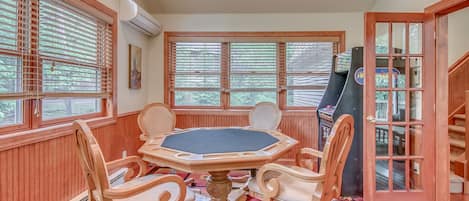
[155, 168, 364, 201]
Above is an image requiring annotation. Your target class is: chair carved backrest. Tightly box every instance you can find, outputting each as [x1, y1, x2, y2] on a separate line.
[138, 103, 176, 139]
[249, 102, 282, 130]
[74, 120, 111, 201]
[316, 114, 355, 201]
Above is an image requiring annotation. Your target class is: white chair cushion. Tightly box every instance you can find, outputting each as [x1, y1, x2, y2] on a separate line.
[112, 174, 195, 201]
[249, 102, 281, 130]
[248, 166, 320, 201]
[140, 106, 175, 138]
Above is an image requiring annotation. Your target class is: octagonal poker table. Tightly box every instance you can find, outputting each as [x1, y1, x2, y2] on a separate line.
[138, 127, 298, 201]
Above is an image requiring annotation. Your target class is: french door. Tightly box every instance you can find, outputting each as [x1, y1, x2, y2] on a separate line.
[364, 13, 435, 201]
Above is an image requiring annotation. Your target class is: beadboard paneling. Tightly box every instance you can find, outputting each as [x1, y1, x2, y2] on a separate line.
[0, 112, 142, 201]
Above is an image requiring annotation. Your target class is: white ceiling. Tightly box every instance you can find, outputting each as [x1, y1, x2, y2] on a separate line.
[141, 0, 376, 14]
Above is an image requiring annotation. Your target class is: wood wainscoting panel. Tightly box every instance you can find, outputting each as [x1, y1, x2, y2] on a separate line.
[174, 110, 318, 160]
[0, 112, 142, 201]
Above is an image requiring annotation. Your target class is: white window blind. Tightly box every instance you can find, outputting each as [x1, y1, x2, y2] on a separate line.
[286, 42, 335, 107]
[172, 42, 222, 106]
[230, 43, 277, 106]
[0, 0, 18, 51]
[39, 0, 112, 97]
[38, 0, 112, 120]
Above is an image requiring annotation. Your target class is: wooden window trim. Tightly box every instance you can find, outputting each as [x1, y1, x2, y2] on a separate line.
[164, 31, 345, 110]
[0, 0, 118, 135]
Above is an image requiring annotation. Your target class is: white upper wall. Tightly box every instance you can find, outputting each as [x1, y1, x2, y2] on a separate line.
[98, 0, 150, 114]
[144, 0, 374, 14]
[448, 8, 469, 65]
[371, 0, 438, 12]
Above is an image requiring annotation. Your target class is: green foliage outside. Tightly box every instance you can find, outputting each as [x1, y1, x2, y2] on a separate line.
[0, 55, 21, 126]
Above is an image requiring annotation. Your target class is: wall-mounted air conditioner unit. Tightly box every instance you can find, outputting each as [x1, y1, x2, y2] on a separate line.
[120, 0, 161, 37]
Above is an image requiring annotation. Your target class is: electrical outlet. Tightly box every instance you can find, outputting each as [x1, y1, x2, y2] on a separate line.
[122, 150, 127, 159]
[413, 161, 420, 174]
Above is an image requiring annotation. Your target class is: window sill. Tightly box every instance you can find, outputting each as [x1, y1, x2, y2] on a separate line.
[0, 116, 116, 152]
[173, 108, 317, 117]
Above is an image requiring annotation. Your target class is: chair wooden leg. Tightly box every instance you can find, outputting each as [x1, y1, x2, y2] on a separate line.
[262, 196, 272, 201]
[184, 177, 195, 186]
[87, 190, 96, 201]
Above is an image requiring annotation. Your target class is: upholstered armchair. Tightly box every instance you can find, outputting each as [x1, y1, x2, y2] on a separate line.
[138, 103, 181, 141]
[251, 114, 355, 201]
[73, 120, 195, 201]
[249, 102, 282, 130]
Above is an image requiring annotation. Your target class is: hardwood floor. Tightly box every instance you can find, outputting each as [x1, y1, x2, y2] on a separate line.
[452, 194, 469, 201]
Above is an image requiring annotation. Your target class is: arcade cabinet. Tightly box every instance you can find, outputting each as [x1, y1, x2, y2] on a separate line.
[317, 47, 364, 196]
[317, 47, 405, 196]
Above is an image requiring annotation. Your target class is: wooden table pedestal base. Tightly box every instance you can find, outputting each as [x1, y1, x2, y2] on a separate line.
[207, 171, 232, 201]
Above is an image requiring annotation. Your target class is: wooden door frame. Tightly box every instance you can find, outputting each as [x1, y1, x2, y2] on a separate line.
[424, 1, 469, 201]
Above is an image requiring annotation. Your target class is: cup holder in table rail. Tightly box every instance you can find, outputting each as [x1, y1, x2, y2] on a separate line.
[240, 152, 257, 156]
[263, 143, 285, 154]
[203, 153, 239, 159]
[174, 153, 203, 160]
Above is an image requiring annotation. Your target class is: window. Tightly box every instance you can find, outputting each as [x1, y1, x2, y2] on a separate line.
[173, 43, 222, 106]
[0, 0, 115, 131]
[286, 42, 335, 106]
[230, 43, 277, 106]
[38, 0, 112, 121]
[166, 32, 344, 109]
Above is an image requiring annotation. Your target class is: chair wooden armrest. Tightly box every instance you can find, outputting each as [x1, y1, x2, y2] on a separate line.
[139, 134, 148, 141]
[103, 174, 187, 201]
[106, 156, 147, 179]
[295, 148, 323, 169]
[256, 163, 325, 199]
[230, 174, 251, 183]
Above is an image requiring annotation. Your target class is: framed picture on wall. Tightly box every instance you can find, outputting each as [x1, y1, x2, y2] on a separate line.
[129, 44, 142, 89]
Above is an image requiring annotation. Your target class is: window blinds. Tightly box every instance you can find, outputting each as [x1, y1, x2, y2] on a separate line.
[167, 33, 340, 109]
[39, 0, 113, 98]
[171, 42, 222, 106]
[0, 0, 113, 100]
[0, 0, 18, 51]
[286, 42, 336, 106]
[0, 0, 22, 100]
[230, 43, 277, 106]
